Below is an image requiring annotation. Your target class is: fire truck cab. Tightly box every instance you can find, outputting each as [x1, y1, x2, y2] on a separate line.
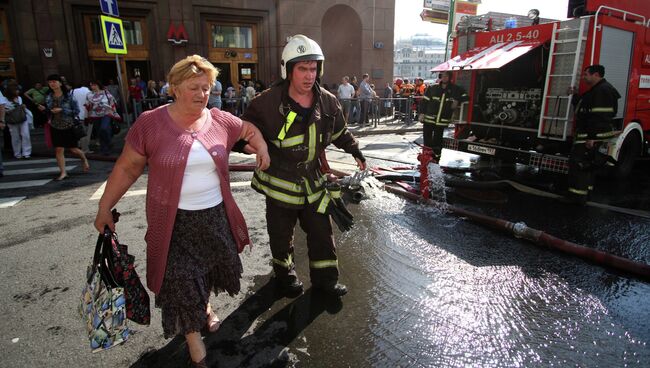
[432, 0, 650, 177]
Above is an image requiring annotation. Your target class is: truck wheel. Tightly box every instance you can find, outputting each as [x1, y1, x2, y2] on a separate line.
[615, 131, 641, 178]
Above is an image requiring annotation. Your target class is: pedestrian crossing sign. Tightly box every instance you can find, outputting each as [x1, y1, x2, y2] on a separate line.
[100, 15, 127, 54]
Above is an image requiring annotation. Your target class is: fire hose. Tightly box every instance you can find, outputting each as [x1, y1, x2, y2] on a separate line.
[381, 184, 650, 281]
[325, 167, 650, 281]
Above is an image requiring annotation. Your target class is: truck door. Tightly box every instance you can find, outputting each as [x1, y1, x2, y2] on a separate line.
[598, 26, 634, 124]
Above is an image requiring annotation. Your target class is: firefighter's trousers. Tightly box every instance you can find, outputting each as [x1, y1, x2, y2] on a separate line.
[567, 142, 606, 204]
[423, 123, 445, 156]
[265, 197, 339, 287]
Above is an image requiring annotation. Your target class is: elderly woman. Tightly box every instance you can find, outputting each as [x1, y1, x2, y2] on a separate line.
[38, 74, 90, 180]
[93, 55, 270, 367]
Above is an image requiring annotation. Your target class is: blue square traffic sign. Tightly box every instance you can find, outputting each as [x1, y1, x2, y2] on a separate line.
[99, 0, 119, 17]
[100, 15, 127, 54]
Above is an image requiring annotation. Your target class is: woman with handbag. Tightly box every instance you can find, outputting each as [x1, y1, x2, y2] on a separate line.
[5, 85, 31, 159]
[38, 74, 89, 180]
[94, 55, 270, 367]
[85, 80, 120, 156]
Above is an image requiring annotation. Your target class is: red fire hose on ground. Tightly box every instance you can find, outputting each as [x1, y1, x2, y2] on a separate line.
[326, 163, 650, 281]
[382, 184, 650, 281]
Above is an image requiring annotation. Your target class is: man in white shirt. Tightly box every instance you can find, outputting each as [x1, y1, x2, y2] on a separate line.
[337, 76, 355, 123]
[70, 82, 92, 152]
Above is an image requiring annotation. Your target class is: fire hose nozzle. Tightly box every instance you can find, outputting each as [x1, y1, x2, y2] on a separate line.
[351, 190, 365, 202]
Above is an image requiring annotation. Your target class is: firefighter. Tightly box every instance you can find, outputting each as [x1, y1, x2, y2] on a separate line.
[421, 71, 468, 157]
[241, 35, 367, 297]
[567, 64, 620, 204]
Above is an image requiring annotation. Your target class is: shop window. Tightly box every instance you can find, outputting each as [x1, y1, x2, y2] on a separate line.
[123, 20, 143, 45]
[211, 25, 253, 49]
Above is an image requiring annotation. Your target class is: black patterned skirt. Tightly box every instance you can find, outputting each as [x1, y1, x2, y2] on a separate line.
[50, 126, 78, 148]
[155, 203, 243, 338]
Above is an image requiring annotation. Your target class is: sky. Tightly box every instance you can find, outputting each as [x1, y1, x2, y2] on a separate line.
[394, 0, 570, 41]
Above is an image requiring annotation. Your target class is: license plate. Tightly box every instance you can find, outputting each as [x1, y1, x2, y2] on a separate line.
[466, 144, 496, 155]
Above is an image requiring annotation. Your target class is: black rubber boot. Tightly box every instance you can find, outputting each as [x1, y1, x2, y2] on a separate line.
[314, 283, 348, 297]
[275, 276, 304, 298]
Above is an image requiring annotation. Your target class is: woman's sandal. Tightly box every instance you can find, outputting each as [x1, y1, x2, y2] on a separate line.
[54, 173, 68, 181]
[188, 357, 208, 368]
[207, 311, 221, 333]
[82, 160, 90, 173]
[205, 304, 221, 333]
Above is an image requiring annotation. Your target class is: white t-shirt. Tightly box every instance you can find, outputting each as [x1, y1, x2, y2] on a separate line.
[0, 90, 9, 107]
[337, 83, 355, 100]
[178, 140, 223, 210]
[71, 86, 91, 120]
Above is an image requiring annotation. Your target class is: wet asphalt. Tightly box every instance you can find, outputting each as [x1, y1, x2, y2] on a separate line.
[1, 127, 649, 367]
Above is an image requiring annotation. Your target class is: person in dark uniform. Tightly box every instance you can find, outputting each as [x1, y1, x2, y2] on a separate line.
[241, 34, 366, 298]
[420, 71, 468, 158]
[567, 64, 620, 204]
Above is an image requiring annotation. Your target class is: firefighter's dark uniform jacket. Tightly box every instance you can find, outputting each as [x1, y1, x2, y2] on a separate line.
[571, 78, 620, 142]
[242, 81, 364, 210]
[568, 78, 621, 202]
[421, 82, 468, 126]
[241, 81, 364, 286]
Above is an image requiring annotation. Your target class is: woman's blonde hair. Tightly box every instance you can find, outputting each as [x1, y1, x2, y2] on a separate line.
[166, 55, 218, 98]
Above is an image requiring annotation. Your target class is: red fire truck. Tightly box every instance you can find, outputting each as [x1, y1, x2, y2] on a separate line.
[432, 0, 650, 177]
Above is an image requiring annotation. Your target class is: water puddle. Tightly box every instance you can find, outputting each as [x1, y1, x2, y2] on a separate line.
[305, 181, 650, 367]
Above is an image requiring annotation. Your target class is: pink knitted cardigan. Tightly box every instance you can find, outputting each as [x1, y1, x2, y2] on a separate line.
[126, 105, 251, 294]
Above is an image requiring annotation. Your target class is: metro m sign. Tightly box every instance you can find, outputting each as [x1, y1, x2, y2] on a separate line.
[643, 53, 650, 67]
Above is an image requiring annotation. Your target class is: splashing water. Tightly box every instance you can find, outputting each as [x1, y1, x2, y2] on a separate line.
[427, 162, 446, 203]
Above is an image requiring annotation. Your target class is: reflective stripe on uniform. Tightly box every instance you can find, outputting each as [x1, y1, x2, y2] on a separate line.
[255, 169, 302, 192]
[271, 134, 304, 148]
[316, 193, 330, 214]
[332, 127, 345, 141]
[589, 107, 615, 113]
[436, 94, 446, 123]
[253, 173, 326, 206]
[421, 95, 430, 101]
[596, 131, 618, 138]
[306, 123, 317, 162]
[272, 254, 294, 269]
[423, 114, 437, 124]
[310, 259, 338, 269]
[277, 111, 298, 141]
[252, 177, 306, 205]
[568, 187, 588, 196]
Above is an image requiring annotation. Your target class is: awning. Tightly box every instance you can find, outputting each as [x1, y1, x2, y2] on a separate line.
[431, 40, 545, 72]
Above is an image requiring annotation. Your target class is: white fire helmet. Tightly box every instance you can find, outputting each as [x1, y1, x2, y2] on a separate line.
[280, 34, 325, 80]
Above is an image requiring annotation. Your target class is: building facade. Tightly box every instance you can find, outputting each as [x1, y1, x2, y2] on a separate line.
[1, 0, 395, 93]
[393, 34, 446, 82]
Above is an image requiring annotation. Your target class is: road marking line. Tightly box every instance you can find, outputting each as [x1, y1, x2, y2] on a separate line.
[90, 182, 106, 200]
[0, 179, 52, 190]
[3, 158, 79, 166]
[123, 189, 147, 198]
[230, 181, 251, 188]
[4, 166, 77, 176]
[0, 196, 26, 208]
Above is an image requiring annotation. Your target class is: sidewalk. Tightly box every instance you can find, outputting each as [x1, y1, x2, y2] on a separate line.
[26, 116, 421, 161]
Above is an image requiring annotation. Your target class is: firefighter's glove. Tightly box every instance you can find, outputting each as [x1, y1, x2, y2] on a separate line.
[325, 183, 354, 232]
